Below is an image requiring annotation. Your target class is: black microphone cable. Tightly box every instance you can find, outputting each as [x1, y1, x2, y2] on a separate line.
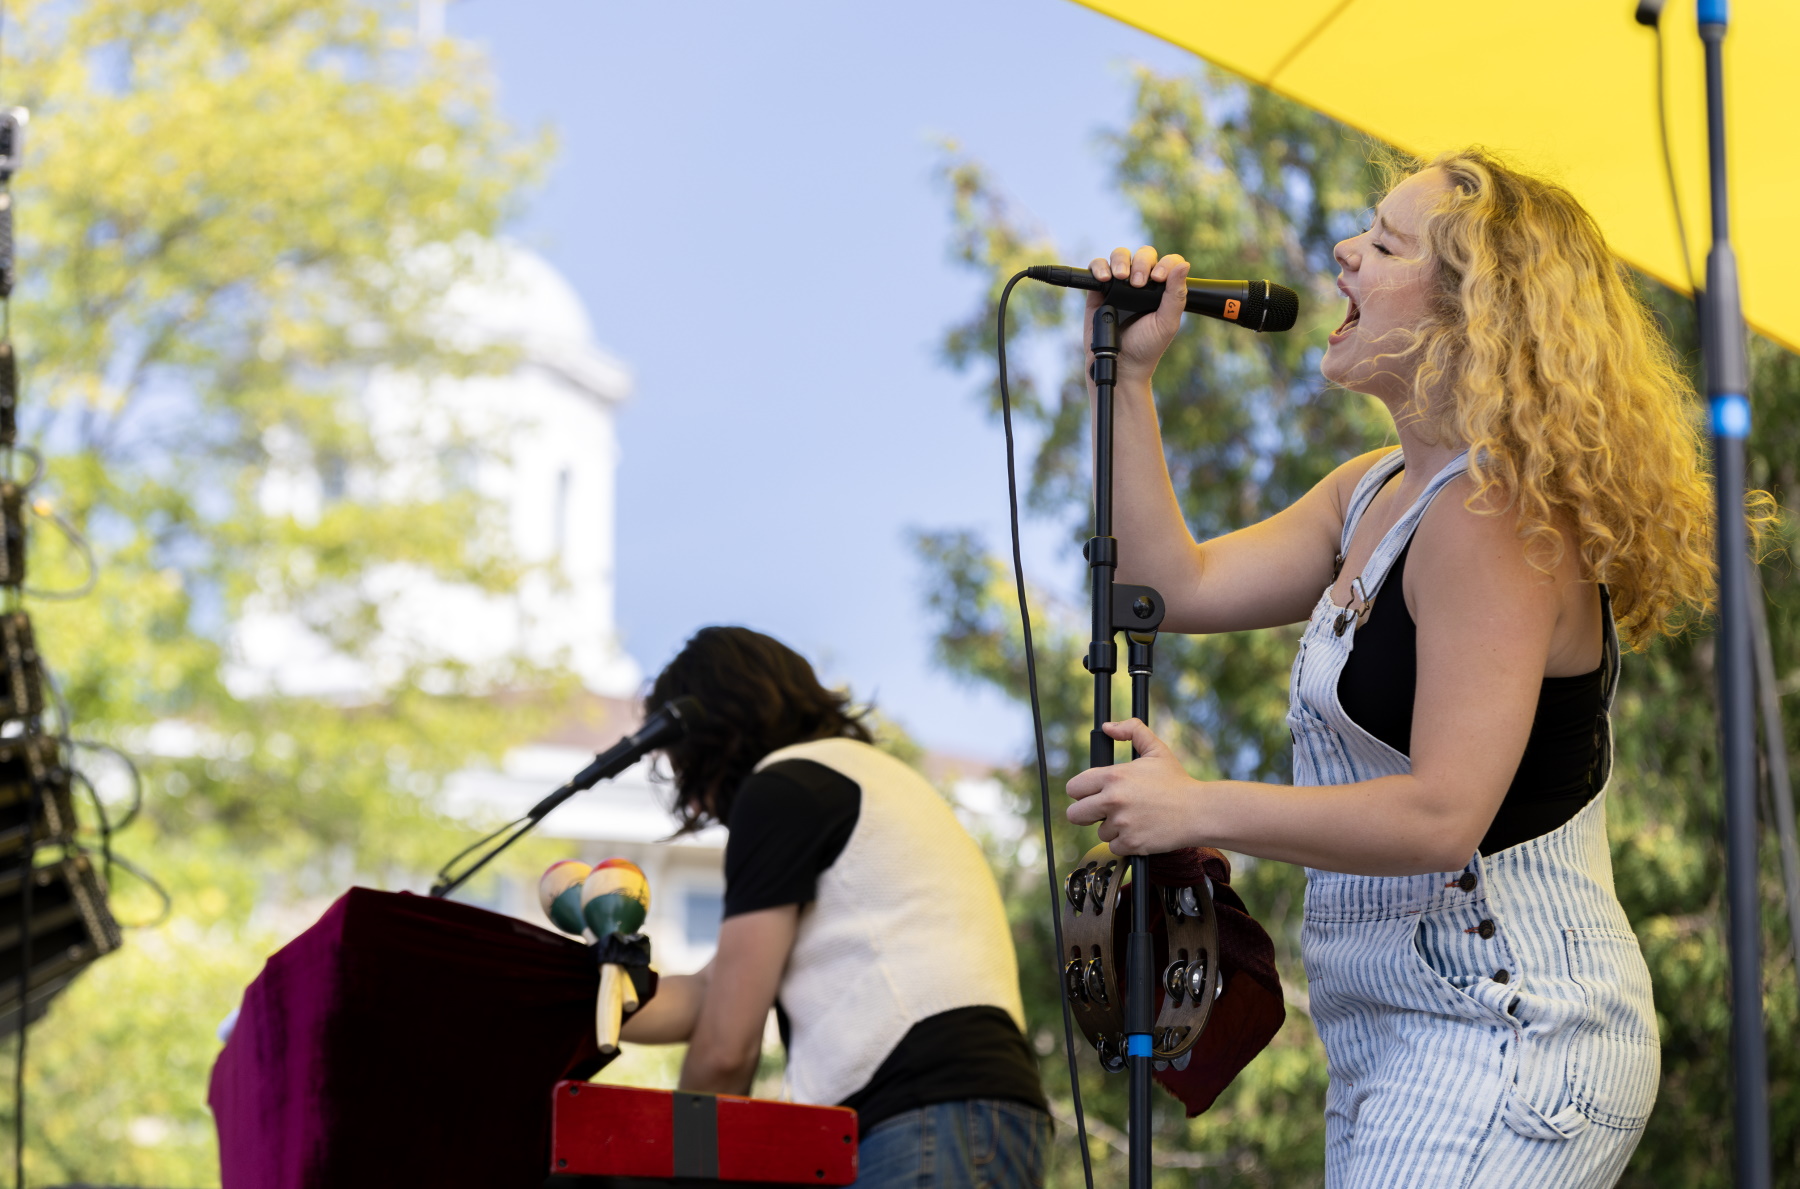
[1641, 0, 1697, 295]
[996, 269, 1096, 1189]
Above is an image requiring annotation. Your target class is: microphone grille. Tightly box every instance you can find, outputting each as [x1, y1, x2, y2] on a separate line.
[1258, 283, 1299, 333]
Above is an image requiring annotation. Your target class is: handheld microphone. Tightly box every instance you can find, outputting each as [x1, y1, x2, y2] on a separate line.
[525, 696, 703, 822]
[1026, 265, 1299, 333]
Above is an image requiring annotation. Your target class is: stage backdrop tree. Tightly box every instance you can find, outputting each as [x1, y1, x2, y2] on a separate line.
[924, 66, 1798, 1188]
[0, 1, 562, 1182]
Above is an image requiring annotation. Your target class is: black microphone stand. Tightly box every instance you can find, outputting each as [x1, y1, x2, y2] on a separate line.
[1086, 301, 1166, 1189]
[428, 699, 700, 899]
[1694, 3, 1770, 1185]
[428, 763, 612, 900]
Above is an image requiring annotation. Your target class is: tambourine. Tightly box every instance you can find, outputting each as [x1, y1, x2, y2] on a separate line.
[1061, 842, 1222, 1070]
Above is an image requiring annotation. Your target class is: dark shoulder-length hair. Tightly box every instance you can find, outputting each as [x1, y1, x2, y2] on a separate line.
[646, 626, 872, 834]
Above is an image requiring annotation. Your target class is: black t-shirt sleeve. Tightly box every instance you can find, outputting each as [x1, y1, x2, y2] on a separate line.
[722, 759, 861, 919]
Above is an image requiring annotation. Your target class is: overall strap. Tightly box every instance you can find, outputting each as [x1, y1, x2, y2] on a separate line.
[1344, 450, 1472, 615]
[1597, 586, 1621, 713]
[1338, 448, 1408, 559]
[1591, 584, 1623, 790]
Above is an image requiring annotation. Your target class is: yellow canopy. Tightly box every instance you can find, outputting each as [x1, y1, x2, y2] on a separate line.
[1072, 0, 1799, 353]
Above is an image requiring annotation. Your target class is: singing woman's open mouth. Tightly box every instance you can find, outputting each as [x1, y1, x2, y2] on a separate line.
[1329, 294, 1361, 344]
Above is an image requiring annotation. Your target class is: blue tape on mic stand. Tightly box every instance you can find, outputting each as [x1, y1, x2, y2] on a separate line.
[1711, 393, 1750, 439]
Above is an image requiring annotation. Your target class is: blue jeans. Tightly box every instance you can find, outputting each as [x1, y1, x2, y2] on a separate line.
[853, 1099, 1050, 1189]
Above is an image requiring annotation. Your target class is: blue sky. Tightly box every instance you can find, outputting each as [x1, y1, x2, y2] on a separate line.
[450, 0, 1197, 759]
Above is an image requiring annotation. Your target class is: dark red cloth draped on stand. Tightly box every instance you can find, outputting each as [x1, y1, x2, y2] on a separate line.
[1134, 847, 1287, 1116]
[208, 887, 626, 1189]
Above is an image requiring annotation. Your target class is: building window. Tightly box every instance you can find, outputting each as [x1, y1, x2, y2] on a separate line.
[552, 466, 571, 563]
[682, 888, 723, 949]
[320, 453, 348, 502]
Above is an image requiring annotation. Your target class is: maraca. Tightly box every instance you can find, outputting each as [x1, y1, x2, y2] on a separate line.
[581, 858, 651, 1056]
[537, 859, 592, 937]
[580, 858, 650, 938]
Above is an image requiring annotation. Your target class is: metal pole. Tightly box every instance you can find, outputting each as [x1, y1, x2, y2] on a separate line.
[1695, 3, 1770, 1185]
[1087, 302, 1154, 1189]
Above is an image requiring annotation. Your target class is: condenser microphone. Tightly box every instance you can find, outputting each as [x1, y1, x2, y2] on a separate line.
[1026, 265, 1299, 333]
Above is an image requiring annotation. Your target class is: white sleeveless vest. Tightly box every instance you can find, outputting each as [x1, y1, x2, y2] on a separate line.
[751, 737, 1026, 1106]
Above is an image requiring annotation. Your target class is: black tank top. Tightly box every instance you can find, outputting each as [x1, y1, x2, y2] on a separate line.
[1336, 537, 1606, 854]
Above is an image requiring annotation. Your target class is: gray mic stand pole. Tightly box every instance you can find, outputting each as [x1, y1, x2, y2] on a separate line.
[1086, 302, 1162, 1189]
[1695, 2, 1770, 1185]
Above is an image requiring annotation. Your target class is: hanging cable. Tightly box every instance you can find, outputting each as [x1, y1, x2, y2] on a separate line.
[100, 854, 171, 930]
[12, 834, 26, 1189]
[996, 269, 1096, 1189]
[1649, 15, 1698, 294]
[1, 449, 37, 492]
[69, 740, 141, 835]
[71, 770, 110, 872]
[20, 501, 97, 601]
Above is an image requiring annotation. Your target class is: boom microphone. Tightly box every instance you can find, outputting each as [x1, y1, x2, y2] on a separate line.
[1026, 265, 1299, 333]
[525, 696, 703, 821]
[428, 700, 704, 898]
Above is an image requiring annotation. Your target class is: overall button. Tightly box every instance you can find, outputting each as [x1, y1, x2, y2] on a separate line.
[1492, 969, 1511, 985]
[1476, 919, 1496, 940]
[1457, 871, 1478, 893]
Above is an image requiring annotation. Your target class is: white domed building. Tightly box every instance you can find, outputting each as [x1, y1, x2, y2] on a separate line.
[235, 241, 731, 975]
[235, 242, 637, 698]
[423, 243, 730, 974]
[434, 245, 641, 696]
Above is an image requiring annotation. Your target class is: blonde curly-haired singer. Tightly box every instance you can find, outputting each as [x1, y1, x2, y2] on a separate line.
[1067, 149, 1740, 1187]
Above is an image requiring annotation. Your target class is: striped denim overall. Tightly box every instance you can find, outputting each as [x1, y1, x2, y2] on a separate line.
[1288, 450, 1660, 1188]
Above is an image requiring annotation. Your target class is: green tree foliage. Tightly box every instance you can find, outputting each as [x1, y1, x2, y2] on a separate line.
[1601, 298, 1800, 1186]
[0, 2, 561, 1181]
[925, 66, 1799, 1186]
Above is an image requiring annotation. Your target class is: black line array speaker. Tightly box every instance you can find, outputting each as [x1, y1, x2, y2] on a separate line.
[0, 852, 122, 1037]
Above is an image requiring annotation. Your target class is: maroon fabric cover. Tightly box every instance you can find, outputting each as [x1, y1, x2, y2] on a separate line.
[1135, 848, 1286, 1117]
[208, 887, 621, 1188]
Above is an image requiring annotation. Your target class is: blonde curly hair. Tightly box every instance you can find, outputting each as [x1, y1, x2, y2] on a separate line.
[1389, 147, 1729, 647]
